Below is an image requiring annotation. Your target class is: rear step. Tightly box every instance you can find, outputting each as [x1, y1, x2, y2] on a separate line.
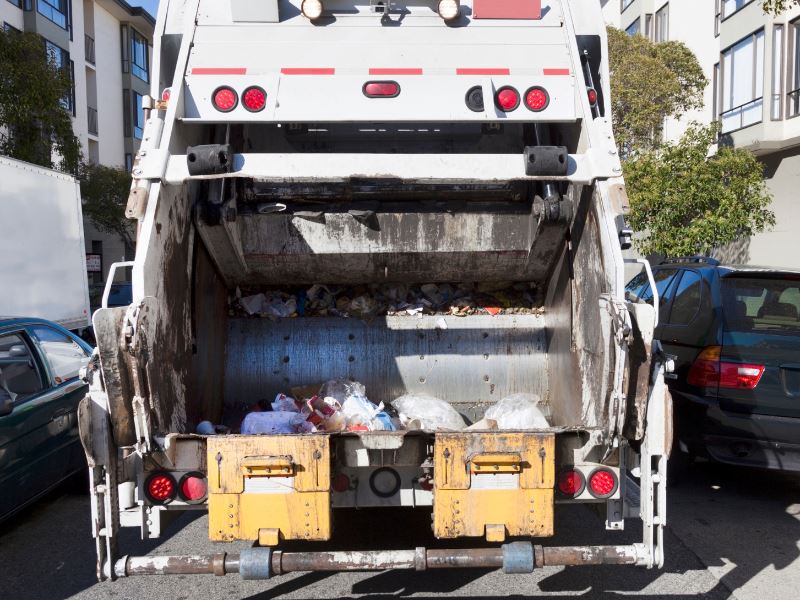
[113, 543, 644, 579]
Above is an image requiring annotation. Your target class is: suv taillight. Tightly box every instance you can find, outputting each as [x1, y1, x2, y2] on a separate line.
[687, 346, 765, 390]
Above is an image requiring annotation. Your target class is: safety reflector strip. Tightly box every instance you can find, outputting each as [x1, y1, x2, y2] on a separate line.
[191, 67, 247, 75]
[543, 68, 571, 76]
[456, 68, 511, 76]
[369, 68, 423, 76]
[281, 68, 336, 75]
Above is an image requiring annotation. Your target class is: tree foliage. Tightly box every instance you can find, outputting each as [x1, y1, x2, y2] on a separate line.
[0, 29, 81, 173]
[79, 164, 135, 247]
[607, 27, 707, 155]
[761, 0, 799, 14]
[625, 124, 774, 257]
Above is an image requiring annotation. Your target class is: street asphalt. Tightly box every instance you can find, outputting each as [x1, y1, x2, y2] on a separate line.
[1, 462, 797, 600]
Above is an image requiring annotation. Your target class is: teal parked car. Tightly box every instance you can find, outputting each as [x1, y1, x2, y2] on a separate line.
[0, 318, 92, 521]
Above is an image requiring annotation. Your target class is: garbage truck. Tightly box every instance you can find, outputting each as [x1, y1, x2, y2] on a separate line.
[79, 0, 671, 582]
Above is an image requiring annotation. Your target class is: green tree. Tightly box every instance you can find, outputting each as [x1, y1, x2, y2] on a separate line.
[79, 164, 135, 248]
[625, 124, 774, 257]
[761, 0, 798, 14]
[0, 29, 81, 173]
[607, 26, 707, 155]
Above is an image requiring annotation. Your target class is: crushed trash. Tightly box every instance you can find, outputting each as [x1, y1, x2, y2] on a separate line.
[392, 393, 467, 431]
[232, 282, 542, 320]
[484, 393, 550, 430]
[195, 421, 230, 435]
[241, 411, 314, 434]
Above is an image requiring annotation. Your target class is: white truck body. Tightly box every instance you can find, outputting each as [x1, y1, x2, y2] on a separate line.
[80, 0, 670, 582]
[0, 156, 90, 331]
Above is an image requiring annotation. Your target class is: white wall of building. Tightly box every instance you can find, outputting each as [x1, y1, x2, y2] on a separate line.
[0, 2, 24, 30]
[92, 4, 126, 167]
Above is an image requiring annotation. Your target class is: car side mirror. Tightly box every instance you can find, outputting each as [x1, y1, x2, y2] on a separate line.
[0, 395, 13, 417]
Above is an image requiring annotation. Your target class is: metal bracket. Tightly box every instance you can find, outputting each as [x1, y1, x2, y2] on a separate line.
[240, 547, 273, 580]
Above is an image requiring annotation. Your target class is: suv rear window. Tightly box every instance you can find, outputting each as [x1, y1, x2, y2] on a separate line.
[722, 276, 800, 334]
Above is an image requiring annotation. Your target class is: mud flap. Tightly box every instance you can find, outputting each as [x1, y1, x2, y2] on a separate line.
[433, 432, 555, 541]
[207, 435, 332, 543]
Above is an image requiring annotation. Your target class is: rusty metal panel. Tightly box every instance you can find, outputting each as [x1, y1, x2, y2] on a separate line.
[207, 436, 332, 542]
[224, 315, 548, 424]
[433, 432, 554, 540]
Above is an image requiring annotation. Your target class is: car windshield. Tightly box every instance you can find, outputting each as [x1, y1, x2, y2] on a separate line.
[721, 275, 800, 334]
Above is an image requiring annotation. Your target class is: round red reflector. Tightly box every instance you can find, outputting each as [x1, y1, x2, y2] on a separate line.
[333, 473, 351, 493]
[242, 86, 267, 112]
[145, 472, 176, 504]
[588, 469, 617, 498]
[363, 81, 400, 98]
[161, 88, 172, 102]
[178, 472, 208, 503]
[587, 88, 598, 106]
[524, 86, 549, 112]
[212, 86, 237, 112]
[495, 86, 520, 112]
[557, 469, 585, 497]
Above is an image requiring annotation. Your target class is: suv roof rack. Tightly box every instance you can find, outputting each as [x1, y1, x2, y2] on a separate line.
[659, 256, 721, 266]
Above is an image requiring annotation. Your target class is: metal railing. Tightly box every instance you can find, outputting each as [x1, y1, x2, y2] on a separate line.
[85, 34, 95, 66]
[720, 97, 763, 133]
[88, 106, 98, 135]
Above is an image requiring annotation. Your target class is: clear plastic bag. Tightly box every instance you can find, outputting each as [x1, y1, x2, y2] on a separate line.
[484, 393, 550, 430]
[241, 411, 309, 434]
[392, 393, 466, 431]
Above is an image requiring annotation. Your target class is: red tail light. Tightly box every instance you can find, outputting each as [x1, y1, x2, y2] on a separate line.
[178, 472, 208, 503]
[587, 88, 598, 106]
[242, 86, 267, 112]
[557, 469, 585, 497]
[687, 346, 765, 390]
[145, 472, 177, 504]
[524, 86, 549, 112]
[212, 86, 238, 112]
[587, 469, 618, 499]
[495, 86, 520, 111]
[363, 81, 400, 98]
[332, 473, 351, 493]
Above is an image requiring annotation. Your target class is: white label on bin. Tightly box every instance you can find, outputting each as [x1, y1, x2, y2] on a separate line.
[470, 473, 520, 490]
[244, 476, 295, 494]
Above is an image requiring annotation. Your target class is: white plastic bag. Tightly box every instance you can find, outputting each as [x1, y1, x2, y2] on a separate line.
[271, 393, 300, 413]
[392, 394, 466, 431]
[484, 393, 550, 430]
[241, 411, 308, 434]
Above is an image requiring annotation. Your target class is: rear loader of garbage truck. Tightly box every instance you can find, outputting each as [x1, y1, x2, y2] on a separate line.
[78, 0, 671, 582]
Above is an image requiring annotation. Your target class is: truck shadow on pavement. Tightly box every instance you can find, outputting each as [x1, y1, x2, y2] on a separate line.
[245, 463, 800, 600]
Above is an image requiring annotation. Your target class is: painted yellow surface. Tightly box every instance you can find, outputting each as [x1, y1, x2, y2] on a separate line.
[433, 432, 555, 539]
[207, 435, 332, 542]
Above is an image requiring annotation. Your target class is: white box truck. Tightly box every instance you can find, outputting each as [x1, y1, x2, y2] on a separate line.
[0, 156, 91, 331]
[80, 0, 672, 582]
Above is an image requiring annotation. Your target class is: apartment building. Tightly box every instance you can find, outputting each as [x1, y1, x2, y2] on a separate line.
[602, 0, 800, 268]
[0, 0, 154, 296]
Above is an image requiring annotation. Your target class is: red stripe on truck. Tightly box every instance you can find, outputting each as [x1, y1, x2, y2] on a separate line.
[473, 0, 542, 19]
[369, 68, 423, 75]
[191, 68, 247, 75]
[456, 68, 511, 76]
[543, 68, 571, 76]
[281, 68, 336, 75]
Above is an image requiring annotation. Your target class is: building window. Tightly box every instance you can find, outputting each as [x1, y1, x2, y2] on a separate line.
[130, 29, 149, 83]
[713, 62, 720, 120]
[644, 14, 653, 40]
[37, 0, 68, 29]
[132, 91, 144, 139]
[789, 20, 800, 118]
[6, 0, 22, 8]
[4, 22, 21, 32]
[715, 0, 721, 37]
[720, 30, 765, 133]
[125, 153, 133, 173]
[722, 0, 754, 19]
[773, 25, 785, 120]
[621, 0, 634, 12]
[625, 18, 641, 37]
[654, 4, 669, 43]
[45, 39, 74, 114]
